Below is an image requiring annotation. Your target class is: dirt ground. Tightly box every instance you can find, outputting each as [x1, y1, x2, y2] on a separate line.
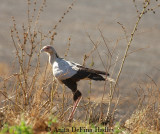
[0, 0, 160, 122]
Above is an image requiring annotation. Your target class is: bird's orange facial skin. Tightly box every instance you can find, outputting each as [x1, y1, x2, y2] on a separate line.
[45, 46, 51, 50]
[41, 46, 53, 54]
[44, 46, 50, 51]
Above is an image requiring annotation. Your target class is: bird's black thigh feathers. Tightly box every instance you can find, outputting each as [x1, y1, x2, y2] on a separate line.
[61, 69, 106, 101]
[61, 79, 82, 101]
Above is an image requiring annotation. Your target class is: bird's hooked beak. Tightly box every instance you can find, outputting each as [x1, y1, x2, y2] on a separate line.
[40, 48, 45, 53]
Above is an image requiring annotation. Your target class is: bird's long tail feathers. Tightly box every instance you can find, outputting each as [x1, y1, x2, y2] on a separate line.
[77, 66, 115, 82]
[106, 77, 115, 83]
[87, 73, 115, 83]
[87, 73, 105, 81]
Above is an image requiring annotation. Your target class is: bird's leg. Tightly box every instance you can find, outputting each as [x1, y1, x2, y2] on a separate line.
[68, 96, 82, 121]
[68, 90, 82, 121]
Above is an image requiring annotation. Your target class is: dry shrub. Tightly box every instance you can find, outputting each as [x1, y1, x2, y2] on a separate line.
[125, 82, 160, 133]
[0, 0, 77, 131]
[0, 0, 160, 133]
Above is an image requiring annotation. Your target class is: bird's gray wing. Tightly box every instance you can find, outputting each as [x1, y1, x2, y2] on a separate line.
[76, 65, 109, 76]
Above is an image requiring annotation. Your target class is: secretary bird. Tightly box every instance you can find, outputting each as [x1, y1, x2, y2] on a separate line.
[41, 45, 115, 121]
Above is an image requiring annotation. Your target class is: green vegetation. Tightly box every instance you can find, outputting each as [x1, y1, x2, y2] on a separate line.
[0, 121, 32, 134]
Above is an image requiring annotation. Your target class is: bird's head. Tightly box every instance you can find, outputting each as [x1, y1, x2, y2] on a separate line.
[40, 45, 55, 55]
[40, 45, 59, 59]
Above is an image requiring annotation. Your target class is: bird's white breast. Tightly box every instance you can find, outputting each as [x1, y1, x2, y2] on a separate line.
[52, 58, 79, 80]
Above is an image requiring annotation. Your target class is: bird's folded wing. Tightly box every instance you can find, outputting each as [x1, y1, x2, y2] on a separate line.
[76, 65, 109, 76]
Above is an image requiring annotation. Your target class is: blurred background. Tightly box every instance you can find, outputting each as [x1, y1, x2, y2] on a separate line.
[0, 0, 160, 121]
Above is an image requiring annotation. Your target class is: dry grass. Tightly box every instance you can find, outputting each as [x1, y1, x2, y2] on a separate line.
[0, 0, 160, 133]
[125, 81, 160, 133]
